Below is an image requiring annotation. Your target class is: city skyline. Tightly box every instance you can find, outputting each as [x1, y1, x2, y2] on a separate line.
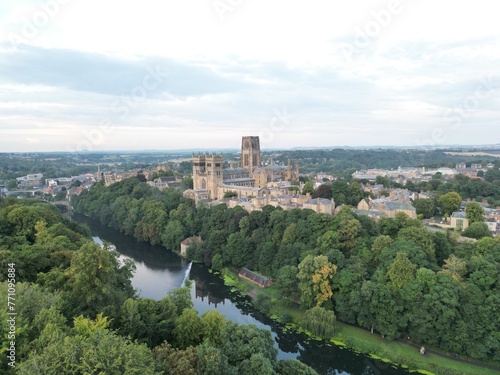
[0, 0, 499, 152]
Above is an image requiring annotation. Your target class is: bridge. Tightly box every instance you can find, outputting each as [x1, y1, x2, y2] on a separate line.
[4, 190, 43, 197]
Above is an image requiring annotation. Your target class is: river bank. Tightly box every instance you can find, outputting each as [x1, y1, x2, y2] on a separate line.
[219, 268, 500, 375]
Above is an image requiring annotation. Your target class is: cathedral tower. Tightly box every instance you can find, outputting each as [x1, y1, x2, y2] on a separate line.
[241, 136, 260, 172]
[192, 152, 223, 200]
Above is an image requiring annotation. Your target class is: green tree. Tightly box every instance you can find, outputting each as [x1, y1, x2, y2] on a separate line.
[6, 205, 43, 242]
[463, 222, 493, 239]
[337, 218, 361, 252]
[238, 353, 274, 375]
[386, 252, 417, 290]
[201, 309, 226, 346]
[19, 315, 157, 374]
[485, 168, 500, 182]
[437, 255, 467, 282]
[6, 179, 17, 190]
[173, 308, 204, 349]
[219, 322, 278, 368]
[371, 235, 393, 261]
[277, 359, 319, 375]
[397, 226, 436, 262]
[465, 202, 485, 224]
[437, 192, 462, 216]
[161, 220, 186, 251]
[375, 175, 391, 187]
[302, 182, 315, 195]
[64, 242, 134, 318]
[413, 198, 435, 219]
[180, 176, 194, 191]
[223, 191, 238, 198]
[302, 306, 337, 338]
[297, 255, 337, 308]
[118, 296, 177, 347]
[275, 265, 299, 300]
[196, 344, 233, 375]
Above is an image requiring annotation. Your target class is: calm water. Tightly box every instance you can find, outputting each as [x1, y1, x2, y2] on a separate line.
[74, 214, 410, 375]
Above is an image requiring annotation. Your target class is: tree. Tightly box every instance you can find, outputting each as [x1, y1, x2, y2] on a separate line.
[375, 175, 391, 187]
[312, 184, 332, 199]
[173, 308, 204, 349]
[331, 180, 349, 205]
[6, 205, 43, 242]
[413, 198, 435, 219]
[196, 344, 233, 375]
[297, 255, 337, 308]
[54, 188, 67, 201]
[161, 220, 186, 251]
[437, 255, 467, 282]
[371, 235, 393, 262]
[485, 168, 500, 183]
[463, 222, 493, 239]
[201, 310, 226, 346]
[7, 179, 17, 190]
[465, 202, 485, 224]
[180, 176, 194, 191]
[19, 315, 157, 374]
[219, 322, 277, 368]
[275, 265, 299, 300]
[398, 226, 436, 262]
[337, 218, 361, 252]
[276, 359, 319, 375]
[64, 242, 134, 318]
[238, 353, 274, 375]
[223, 191, 238, 198]
[386, 252, 416, 290]
[437, 192, 462, 216]
[302, 182, 315, 195]
[302, 306, 337, 338]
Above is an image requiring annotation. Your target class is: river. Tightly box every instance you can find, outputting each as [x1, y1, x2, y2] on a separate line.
[74, 214, 411, 375]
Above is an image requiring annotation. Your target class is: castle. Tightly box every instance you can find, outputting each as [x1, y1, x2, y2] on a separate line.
[190, 136, 299, 201]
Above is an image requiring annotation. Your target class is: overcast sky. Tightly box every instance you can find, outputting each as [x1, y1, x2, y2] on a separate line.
[0, 0, 499, 152]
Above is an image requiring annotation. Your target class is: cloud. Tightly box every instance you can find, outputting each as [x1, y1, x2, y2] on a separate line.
[0, 33, 499, 151]
[0, 44, 247, 97]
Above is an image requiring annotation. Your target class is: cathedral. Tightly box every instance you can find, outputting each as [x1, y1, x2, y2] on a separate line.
[191, 136, 299, 200]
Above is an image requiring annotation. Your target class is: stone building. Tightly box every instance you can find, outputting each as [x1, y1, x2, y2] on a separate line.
[190, 136, 299, 201]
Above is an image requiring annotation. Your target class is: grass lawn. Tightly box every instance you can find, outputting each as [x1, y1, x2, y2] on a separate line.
[332, 322, 499, 375]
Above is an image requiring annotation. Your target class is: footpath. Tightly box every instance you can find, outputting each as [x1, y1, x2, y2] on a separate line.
[397, 338, 500, 373]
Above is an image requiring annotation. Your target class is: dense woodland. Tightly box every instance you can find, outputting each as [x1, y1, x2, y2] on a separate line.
[72, 178, 500, 363]
[0, 197, 316, 374]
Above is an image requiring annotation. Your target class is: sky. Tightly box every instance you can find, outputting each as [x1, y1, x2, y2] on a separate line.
[0, 0, 499, 152]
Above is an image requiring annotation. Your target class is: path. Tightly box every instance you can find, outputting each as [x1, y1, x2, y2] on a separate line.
[397, 338, 500, 372]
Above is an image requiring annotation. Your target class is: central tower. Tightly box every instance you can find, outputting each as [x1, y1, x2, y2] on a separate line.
[241, 136, 260, 172]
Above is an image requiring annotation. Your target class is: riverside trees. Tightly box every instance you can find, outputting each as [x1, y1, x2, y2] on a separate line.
[72, 178, 500, 362]
[0, 197, 317, 375]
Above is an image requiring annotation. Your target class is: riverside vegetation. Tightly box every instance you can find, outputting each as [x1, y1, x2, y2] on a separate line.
[0, 197, 317, 374]
[71, 177, 500, 374]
